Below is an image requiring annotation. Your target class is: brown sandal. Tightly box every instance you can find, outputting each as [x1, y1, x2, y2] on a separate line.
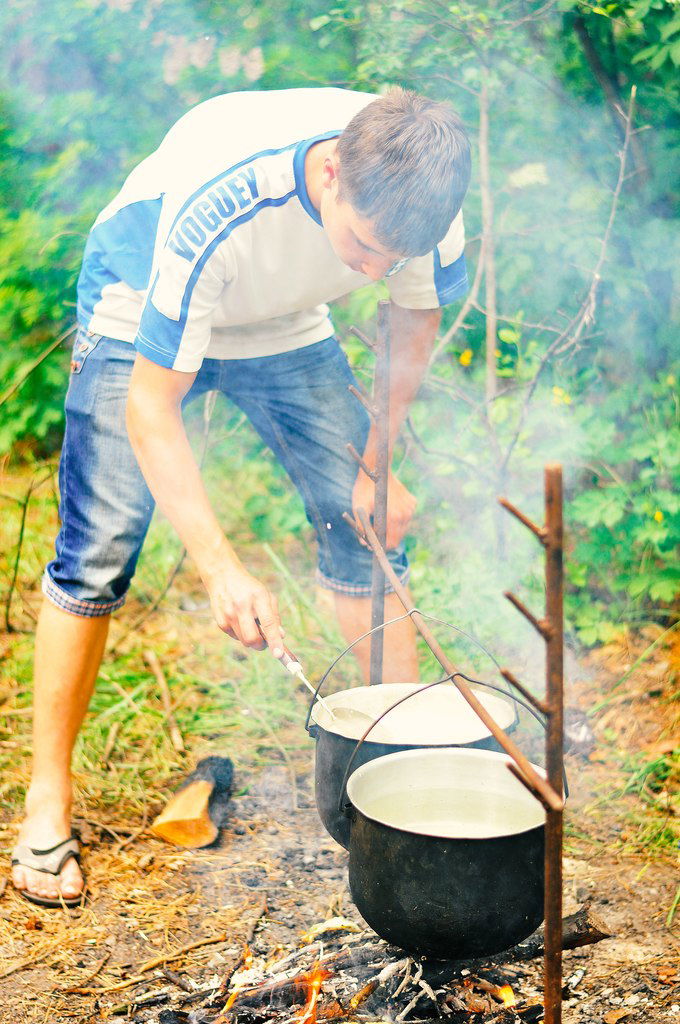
[11, 836, 84, 908]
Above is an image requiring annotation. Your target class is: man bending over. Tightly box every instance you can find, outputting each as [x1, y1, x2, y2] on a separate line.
[11, 86, 471, 906]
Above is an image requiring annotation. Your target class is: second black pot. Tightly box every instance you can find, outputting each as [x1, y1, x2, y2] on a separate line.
[345, 747, 546, 959]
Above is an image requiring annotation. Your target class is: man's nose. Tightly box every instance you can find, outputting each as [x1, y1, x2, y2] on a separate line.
[361, 257, 391, 281]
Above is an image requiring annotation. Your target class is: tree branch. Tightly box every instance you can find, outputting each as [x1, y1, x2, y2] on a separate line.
[479, 76, 498, 405]
[0, 326, 75, 409]
[498, 86, 637, 476]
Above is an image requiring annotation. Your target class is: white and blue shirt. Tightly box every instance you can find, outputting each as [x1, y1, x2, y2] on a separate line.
[78, 88, 468, 371]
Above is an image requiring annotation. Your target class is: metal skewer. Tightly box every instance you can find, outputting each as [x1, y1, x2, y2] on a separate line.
[278, 645, 337, 721]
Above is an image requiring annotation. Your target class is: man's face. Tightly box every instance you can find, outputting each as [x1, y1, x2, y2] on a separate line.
[319, 156, 405, 281]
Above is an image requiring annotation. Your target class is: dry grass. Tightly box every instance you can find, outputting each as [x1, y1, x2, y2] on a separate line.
[1, 445, 678, 1021]
[0, 443, 350, 1021]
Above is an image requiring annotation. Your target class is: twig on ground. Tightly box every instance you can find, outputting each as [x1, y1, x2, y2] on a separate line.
[0, 945, 58, 980]
[162, 966, 196, 993]
[0, 475, 56, 632]
[110, 989, 170, 1015]
[218, 893, 269, 995]
[5, 475, 38, 632]
[113, 798, 149, 853]
[143, 649, 185, 754]
[111, 549, 187, 651]
[59, 953, 112, 993]
[67, 973, 150, 996]
[72, 933, 231, 996]
[102, 721, 121, 765]
[137, 931, 230, 975]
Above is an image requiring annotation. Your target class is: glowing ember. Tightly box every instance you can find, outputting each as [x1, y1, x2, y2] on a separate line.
[294, 962, 332, 1023]
[221, 985, 242, 1015]
[498, 984, 516, 1007]
[220, 945, 256, 1016]
[348, 979, 378, 1010]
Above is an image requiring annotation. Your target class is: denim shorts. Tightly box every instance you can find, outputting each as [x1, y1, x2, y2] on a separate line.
[43, 326, 409, 617]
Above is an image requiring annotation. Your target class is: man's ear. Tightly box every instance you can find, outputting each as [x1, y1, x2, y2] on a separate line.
[321, 153, 340, 191]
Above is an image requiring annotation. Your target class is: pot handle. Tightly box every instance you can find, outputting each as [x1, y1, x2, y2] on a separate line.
[339, 675, 452, 816]
[305, 607, 516, 733]
[338, 672, 569, 817]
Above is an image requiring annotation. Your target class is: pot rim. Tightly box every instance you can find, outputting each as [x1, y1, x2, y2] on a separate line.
[309, 682, 516, 745]
[346, 747, 548, 841]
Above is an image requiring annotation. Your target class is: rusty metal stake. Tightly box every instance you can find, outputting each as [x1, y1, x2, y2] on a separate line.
[499, 464, 564, 1024]
[543, 464, 564, 1024]
[345, 302, 391, 685]
[368, 301, 391, 685]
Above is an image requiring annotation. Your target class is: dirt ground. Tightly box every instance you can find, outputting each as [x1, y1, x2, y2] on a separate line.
[0, 612, 678, 1023]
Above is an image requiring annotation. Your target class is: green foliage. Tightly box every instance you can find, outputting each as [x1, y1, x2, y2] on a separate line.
[0, 0, 354, 449]
[1, 0, 679, 646]
[311, 0, 680, 645]
[567, 370, 680, 642]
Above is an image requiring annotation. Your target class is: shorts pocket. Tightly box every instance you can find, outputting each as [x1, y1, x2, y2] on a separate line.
[64, 328, 104, 416]
[69, 328, 103, 374]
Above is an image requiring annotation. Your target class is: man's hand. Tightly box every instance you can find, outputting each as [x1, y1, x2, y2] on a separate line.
[204, 561, 283, 655]
[352, 466, 417, 551]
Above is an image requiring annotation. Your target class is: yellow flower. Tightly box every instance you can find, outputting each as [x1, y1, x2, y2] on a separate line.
[654, 509, 664, 523]
[459, 348, 473, 367]
[494, 348, 501, 357]
[551, 385, 572, 406]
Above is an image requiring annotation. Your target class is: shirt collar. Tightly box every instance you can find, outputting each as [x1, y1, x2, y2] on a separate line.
[293, 131, 341, 226]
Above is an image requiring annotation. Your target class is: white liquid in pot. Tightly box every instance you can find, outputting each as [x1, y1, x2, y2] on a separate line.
[312, 682, 516, 745]
[347, 749, 548, 840]
[360, 788, 542, 839]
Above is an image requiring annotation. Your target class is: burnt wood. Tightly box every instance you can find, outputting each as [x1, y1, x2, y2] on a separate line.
[150, 756, 233, 848]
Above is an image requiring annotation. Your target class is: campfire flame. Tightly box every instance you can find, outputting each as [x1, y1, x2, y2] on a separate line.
[220, 944, 257, 1016]
[497, 984, 516, 1008]
[294, 962, 332, 1023]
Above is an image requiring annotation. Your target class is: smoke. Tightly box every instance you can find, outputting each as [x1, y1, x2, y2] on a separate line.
[2, 2, 674, 688]
[0, 0, 268, 218]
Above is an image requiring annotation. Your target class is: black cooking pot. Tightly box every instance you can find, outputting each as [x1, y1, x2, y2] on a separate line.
[310, 680, 518, 849]
[306, 614, 521, 850]
[345, 747, 546, 959]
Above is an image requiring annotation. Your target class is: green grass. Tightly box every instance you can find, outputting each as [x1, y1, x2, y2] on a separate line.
[1, 412, 677, 866]
[0, 419, 334, 831]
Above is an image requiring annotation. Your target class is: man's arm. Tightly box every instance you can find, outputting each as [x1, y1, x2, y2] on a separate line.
[126, 353, 284, 655]
[352, 302, 441, 549]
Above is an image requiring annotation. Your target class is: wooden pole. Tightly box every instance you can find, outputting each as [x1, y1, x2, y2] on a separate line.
[356, 510, 563, 812]
[369, 301, 391, 685]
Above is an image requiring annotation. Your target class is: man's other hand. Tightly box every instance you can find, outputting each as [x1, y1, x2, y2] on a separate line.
[352, 467, 417, 551]
[205, 563, 283, 657]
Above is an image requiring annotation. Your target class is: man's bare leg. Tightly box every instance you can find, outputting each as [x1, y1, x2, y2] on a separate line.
[11, 601, 110, 902]
[333, 590, 418, 684]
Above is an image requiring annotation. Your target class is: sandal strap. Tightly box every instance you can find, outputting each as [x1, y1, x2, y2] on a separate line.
[11, 837, 80, 876]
